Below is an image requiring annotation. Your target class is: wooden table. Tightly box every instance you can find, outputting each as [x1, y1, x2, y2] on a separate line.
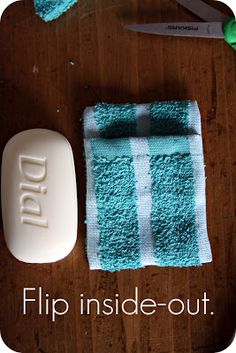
[0, 1, 235, 352]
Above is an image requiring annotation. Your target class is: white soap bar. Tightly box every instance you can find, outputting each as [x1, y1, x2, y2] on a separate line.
[1, 129, 77, 263]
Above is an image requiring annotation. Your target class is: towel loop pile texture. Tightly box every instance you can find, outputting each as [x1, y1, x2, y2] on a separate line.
[84, 100, 212, 271]
[34, 0, 77, 22]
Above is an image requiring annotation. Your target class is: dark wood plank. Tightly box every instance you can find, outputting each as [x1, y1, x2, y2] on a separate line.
[0, 0, 235, 352]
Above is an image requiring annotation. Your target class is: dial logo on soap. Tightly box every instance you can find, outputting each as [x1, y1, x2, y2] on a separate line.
[19, 155, 48, 228]
[0, 0, 22, 21]
[1, 129, 78, 264]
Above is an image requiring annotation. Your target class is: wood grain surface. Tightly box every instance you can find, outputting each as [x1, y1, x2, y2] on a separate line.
[0, 1, 236, 352]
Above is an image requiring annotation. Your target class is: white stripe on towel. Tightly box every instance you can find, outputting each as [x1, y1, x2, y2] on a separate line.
[188, 135, 212, 264]
[130, 138, 156, 266]
[188, 101, 202, 135]
[83, 107, 100, 138]
[84, 140, 101, 269]
[135, 104, 151, 136]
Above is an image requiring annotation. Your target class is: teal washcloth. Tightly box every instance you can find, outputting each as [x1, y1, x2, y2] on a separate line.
[34, 0, 77, 22]
[84, 101, 212, 272]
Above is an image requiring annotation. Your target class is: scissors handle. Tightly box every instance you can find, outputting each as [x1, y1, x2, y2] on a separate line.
[224, 18, 236, 51]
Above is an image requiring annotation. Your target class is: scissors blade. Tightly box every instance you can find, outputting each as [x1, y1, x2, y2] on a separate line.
[176, 0, 230, 23]
[124, 22, 225, 39]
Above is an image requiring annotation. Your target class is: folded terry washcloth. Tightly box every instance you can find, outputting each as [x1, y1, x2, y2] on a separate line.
[84, 101, 212, 271]
[34, 0, 77, 22]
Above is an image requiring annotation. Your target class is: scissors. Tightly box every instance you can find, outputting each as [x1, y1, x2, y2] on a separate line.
[124, 0, 236, 51]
